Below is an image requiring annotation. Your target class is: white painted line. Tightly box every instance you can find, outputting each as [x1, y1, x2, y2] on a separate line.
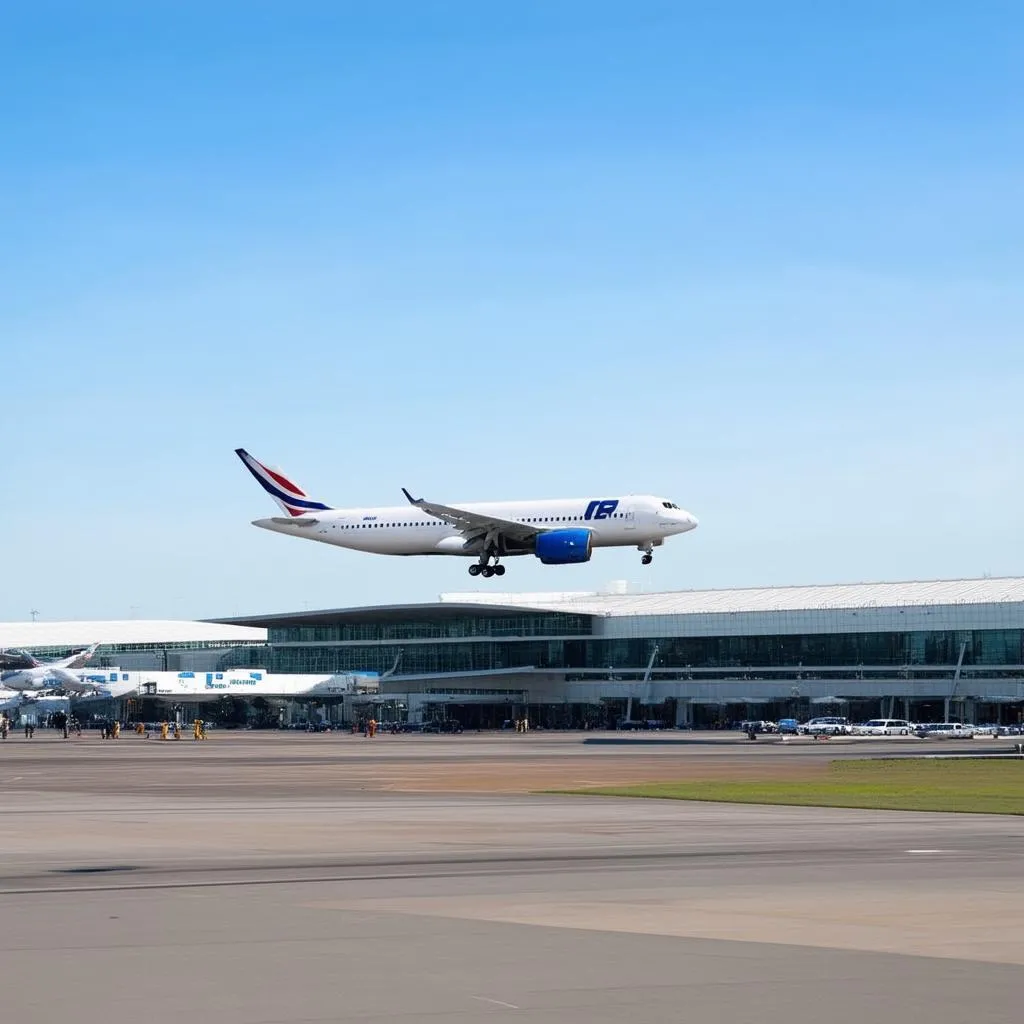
[906, 849, 946, 854]
[472, 996, 520, 1010]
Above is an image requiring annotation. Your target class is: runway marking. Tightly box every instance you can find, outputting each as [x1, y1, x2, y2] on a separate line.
[471, 995, 519, 1010]
[906, 849, 946, 854]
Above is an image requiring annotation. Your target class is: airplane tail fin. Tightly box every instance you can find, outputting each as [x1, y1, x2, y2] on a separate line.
[235, 449, 333, 517]
[60, 643, 100, 670]
[7, 649, 41, 668]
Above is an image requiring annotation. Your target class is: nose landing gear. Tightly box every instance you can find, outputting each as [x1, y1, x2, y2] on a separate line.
[639, 542, 654, 566]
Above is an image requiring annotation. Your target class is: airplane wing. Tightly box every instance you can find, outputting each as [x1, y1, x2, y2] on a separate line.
[50, 668, 93, 692]
[401, 489, 539, 544]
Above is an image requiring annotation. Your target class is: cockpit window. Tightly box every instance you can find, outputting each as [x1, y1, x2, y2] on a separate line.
[662, 501, 680, 509]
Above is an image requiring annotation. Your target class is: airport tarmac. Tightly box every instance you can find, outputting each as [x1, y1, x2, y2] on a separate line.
[1, 732, 1022, 1022]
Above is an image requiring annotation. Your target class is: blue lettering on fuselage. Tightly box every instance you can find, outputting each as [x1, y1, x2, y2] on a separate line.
[583, 499, 619, 520]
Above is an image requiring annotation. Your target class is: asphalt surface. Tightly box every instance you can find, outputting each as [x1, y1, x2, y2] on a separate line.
[1, 731, 1022, 1023]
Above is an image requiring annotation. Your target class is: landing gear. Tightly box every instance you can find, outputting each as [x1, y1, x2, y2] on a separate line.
[639, 542, 654, 566]
[641, 554, 653, 566]
[468, 553, 506, 578]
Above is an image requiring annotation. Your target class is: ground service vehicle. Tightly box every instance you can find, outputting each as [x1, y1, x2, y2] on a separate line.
[914, 722, 976, 739]
[851, 719, 914, 736]
[799, 717, 851, 736]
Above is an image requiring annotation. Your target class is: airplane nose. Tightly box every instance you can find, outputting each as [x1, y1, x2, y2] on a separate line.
[683, 511, 698, 530]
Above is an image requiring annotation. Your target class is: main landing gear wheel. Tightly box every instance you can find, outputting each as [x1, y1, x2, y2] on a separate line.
[468, 561, 505, 577]
[468, 552, 505, 577]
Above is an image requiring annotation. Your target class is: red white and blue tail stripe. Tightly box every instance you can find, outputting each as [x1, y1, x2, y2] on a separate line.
[235, 448, 332, 517]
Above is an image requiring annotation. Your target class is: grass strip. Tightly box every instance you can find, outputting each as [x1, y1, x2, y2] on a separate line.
[557, 758, 1024, 815]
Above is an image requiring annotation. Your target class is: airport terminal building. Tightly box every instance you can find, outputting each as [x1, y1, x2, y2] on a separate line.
[3, 577, 1022, 728]
[216, 577, 1024, 728]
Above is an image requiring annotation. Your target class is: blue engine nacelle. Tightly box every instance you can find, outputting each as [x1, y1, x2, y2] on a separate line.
[534, 529, 593, 565]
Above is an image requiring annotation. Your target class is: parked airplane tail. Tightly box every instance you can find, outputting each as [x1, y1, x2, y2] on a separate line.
[235, 449, 333, 517]
[60, 643, 100, 669]
[1, 648, 41, 669]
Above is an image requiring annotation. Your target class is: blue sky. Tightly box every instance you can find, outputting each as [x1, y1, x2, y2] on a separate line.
[2, 2, 1022, 622]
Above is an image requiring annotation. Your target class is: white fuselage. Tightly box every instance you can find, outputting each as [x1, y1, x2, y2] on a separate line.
[0, 666, 84, 693]
[254, 494, 697, 558]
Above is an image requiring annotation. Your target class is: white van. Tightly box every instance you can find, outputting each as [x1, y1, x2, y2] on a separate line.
[914, 722, 976, 739]
[799, 717, 851, 736]
[851, 719, 914, 736]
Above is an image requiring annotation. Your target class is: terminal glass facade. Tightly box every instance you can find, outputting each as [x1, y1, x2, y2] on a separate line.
[233, 619, 1024, 680]
[268, 612, 591, 644]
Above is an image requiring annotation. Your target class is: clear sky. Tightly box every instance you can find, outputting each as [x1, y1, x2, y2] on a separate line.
[2, 2, 1022, 623]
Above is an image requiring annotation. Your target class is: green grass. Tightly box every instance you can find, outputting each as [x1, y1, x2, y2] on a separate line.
[561, 759, 1024, 815]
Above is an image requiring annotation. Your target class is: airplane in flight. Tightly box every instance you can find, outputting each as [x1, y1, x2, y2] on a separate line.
[236, 448, 698, 578]
[0, 643, 101, 693]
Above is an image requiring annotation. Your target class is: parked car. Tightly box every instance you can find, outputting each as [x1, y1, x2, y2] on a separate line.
[851, 719, 914, 736]
[422, 720, 464, 734]
[799, 717, 851, 736]
[914, 722, 976, 739]
[777, 718, 800, 734]
[738, 720, 777, 734]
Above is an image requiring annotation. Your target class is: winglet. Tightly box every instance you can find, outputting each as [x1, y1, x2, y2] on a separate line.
[402, 487, 421, 505]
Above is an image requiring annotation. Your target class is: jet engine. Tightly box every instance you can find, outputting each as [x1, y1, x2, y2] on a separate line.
[534, 529, 593, 565]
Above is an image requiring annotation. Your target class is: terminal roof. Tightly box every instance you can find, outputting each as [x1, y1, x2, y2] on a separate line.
[0, 619, 266, 651]
[440, 577, 1024, 617]
[213, 577, 1024, 629]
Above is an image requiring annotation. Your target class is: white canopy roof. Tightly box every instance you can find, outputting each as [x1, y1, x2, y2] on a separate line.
[0, 619, 266, 651]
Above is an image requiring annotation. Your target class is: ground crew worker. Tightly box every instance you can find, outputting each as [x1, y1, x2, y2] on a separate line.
[160, 721, 169, 741]
[1, 715, 7, 740]
[112, 721, 120, 739]
[173, 722, 181, 740]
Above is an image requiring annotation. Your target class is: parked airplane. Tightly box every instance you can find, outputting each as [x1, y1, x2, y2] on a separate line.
[236, 449, 698, 577]
[0, 643, 100, 693]
[0, 687, 25, 713]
